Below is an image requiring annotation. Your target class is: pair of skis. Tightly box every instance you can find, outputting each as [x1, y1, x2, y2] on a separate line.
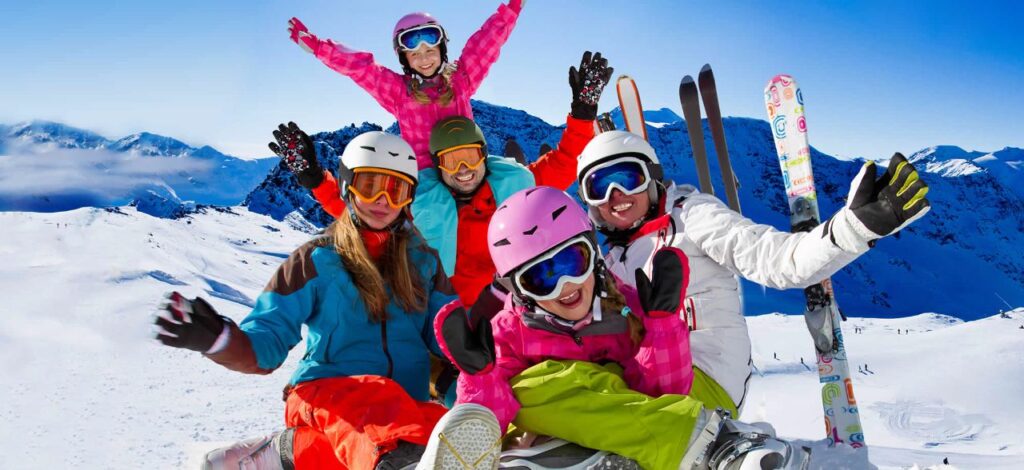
[678, 65, 742, 213]
[764, 75, 866, 448]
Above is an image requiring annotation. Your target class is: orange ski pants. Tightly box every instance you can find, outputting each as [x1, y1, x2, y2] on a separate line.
[284, 376, 447, 470]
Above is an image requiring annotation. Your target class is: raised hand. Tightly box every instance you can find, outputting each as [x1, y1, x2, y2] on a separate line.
[154, 292, 227, 353]
[569, 51, 614, 120]
[635, 247, 690, 319]
[269, 122, 324, 189]
[846, 152, 931, 238]
[288, 17, 321, 55]
[434, 301, 495, 375]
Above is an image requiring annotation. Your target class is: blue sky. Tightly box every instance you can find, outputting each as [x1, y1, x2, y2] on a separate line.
[2, 1, 1021, 160]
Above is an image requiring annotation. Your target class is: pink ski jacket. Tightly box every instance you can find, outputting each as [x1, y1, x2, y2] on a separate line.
[311, 3, 521, 169]
[452, 284, 694, 431]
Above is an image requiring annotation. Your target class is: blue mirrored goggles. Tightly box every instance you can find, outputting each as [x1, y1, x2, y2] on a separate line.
[397, 24, 445, 51]
[581, 157, 651, 205]
[514, 236, 595, 301]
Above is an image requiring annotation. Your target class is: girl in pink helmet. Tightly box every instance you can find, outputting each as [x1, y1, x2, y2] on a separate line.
[429, 186, 699, 468]
[428, 187, 812, 469]
[287, 1, 524, 170]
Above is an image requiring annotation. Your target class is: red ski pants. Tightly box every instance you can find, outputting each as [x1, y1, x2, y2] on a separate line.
[284, 376, 447, 470]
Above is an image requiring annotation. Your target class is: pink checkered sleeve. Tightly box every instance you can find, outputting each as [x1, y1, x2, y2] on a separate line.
[622, 314, 694, 397]
[314, 40, 405, 115]
[454, 313, 532, 432]
[452, 2, 521, 99]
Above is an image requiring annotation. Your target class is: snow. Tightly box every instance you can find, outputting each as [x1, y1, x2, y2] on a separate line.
[2, 207, 1022, 469]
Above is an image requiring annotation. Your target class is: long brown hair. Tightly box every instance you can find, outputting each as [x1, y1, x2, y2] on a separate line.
[325, 214, 427, 322]
[598, 273, 645, 346]
[409, 65, 455, 106]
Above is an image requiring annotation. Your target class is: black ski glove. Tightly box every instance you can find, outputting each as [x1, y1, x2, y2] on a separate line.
[269, 122, 324, 189]
[435, 301, 495, 375]
[569, 51, 613, 121]
[847, 152, 931, 238]
[635, 247, 690, 319]
[154, 292, 228, 353]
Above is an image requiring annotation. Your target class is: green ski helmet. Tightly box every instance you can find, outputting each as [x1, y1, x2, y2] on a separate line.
[429, 115, 488, 159]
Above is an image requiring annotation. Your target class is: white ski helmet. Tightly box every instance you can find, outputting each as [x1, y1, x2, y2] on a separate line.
[339, 131, 419, 189]
[575, 130, 663, 230]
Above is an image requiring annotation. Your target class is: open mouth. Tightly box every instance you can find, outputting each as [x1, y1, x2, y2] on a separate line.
[455, 172, 475, 184]
[610, 202, 634, 216]
[557, 289, 584, 308]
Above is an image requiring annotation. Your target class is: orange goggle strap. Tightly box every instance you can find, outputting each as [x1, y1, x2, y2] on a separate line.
[436, 144, 485, 174]
[347, 168, 416, 209]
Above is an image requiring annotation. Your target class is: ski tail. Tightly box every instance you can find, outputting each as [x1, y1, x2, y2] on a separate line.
[504, 138, 527, 165]
[616, 75, 648, 140]
[678, 75, 714, 195]
[698, 64, 741, 213]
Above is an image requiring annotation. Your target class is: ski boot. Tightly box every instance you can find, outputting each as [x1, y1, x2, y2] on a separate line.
[376, 441, 428, 470]
[203, 428, 295, 470]
[417, 403, 503, 470]
[680, 409, 810, 470]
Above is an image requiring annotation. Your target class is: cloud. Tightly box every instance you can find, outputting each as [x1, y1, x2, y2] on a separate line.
[0, 145, 213, 199]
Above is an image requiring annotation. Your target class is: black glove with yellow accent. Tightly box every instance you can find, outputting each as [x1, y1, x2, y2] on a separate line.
[847, 152, 931, 238]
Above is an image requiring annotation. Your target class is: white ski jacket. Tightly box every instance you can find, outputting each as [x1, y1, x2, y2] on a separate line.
[605, 182, 874, 411]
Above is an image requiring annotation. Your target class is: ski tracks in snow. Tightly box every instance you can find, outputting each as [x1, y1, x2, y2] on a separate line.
[872, 400, 993, 447]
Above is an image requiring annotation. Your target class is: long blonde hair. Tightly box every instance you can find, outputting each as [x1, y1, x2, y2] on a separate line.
[325, 214, 427, 323]
[409, 64, 455, 106]
[598, 273, 645, 346]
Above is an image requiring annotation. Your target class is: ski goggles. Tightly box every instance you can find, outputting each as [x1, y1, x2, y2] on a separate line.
[580, 156, 652, 205]
[436, 144, 486, 174]
[347, 168, 415, 209]
[396, 24, 445, 51]
[513, 235, 596, 302]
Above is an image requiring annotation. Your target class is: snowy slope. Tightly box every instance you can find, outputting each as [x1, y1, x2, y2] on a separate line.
[1, 208, 1021, 469]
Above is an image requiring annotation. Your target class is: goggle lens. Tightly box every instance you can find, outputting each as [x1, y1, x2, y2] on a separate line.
[516, 241, 592, 298]
[348, 170, 414, 209]
[437, 146, 485, 174]
[398, 25, 444, 51]
[584, 160, 648, 202]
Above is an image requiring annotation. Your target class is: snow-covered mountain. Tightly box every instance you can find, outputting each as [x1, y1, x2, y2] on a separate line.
[242, 100, 1024, 320]
[0, 120, 279, 212]
[1, 207, 1021, 468]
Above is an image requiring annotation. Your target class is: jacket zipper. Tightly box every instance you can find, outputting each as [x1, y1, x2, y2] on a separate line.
[380, 320, 394, 378]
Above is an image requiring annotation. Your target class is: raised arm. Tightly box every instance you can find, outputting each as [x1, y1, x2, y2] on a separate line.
[270, 122, 346, 219]
[619, 248, 695, 397]
[451, 1, 524, 97]
[529, 51, 612, 189]
[288, 17, 405, 114]
[434, 301, 531, 431]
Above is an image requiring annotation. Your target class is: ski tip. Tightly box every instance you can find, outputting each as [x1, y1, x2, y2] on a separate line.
[680, 75, 695, 86]
[616, 74, 633, 83]
[700, 63, 712, 73]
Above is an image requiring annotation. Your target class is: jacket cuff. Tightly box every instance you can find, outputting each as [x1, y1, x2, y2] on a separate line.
[204, 323, 273, 375]
[826, 207, 876, 254]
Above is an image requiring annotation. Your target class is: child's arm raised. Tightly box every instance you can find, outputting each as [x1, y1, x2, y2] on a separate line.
[451, 0, 524, 98]
[288, 17, 405, 114]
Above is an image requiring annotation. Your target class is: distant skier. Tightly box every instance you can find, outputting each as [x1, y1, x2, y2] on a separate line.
[287, 1, 523, 169]
[568, 131, 931, 413]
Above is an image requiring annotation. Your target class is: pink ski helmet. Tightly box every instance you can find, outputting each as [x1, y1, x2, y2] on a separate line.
[488, 187, 595, 278]
[392, 12, 449, 76]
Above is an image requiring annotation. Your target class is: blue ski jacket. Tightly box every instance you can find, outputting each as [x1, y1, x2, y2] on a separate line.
[222, 232, 457, 402]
